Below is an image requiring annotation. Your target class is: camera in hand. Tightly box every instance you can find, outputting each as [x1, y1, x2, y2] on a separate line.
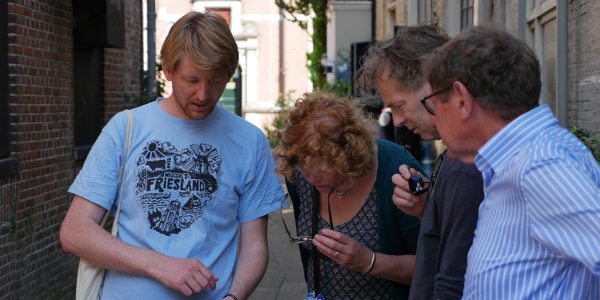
[408, 176, 428, 195]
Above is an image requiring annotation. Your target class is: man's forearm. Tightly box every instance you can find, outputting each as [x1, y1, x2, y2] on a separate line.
[60, 196, 166, 277]
[227, 216, 269, 300]
[61, 196, 218, 296]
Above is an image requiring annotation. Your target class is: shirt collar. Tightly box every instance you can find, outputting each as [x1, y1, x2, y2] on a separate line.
[475, 105, 557, 173]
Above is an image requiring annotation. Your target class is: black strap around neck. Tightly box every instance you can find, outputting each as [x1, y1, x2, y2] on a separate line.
[311, 187, 321, 294]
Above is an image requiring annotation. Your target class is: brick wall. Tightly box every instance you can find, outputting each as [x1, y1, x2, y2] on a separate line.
[104, 1, 142, 121]
[0, 0, 142, 299]
[569, 0, 600, 131]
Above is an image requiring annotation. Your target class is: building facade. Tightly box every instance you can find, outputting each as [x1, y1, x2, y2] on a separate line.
[0, 0, 143, 298]
[373, 0, 600, 132]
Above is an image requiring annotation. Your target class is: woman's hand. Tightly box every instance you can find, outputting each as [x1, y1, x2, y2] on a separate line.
[312, 228, 373, 274]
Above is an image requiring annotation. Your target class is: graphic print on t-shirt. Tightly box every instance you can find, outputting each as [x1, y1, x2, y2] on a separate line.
[134, 140, 221, 236]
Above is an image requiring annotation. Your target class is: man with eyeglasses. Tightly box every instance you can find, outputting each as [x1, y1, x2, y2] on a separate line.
[357, 24, 484, 300]
[422, 26, 600, 299]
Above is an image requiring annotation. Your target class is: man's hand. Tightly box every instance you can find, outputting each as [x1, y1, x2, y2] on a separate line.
[153, 256, 218, 296]
[391, 165, 428, 219]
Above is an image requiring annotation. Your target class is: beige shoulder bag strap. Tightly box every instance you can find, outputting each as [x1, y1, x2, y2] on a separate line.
[76, 109, 134, 300]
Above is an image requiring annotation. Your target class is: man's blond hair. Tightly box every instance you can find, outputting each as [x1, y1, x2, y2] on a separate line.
[160, 11, 239, 78]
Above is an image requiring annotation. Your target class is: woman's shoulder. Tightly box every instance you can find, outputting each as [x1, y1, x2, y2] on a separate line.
[376, 139, 417, 168]
[376, 139, 424, 181]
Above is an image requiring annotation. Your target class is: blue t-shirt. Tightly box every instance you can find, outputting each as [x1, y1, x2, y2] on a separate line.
[69, 100, 284, 299]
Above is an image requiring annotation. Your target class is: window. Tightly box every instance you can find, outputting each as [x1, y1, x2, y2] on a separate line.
[418, 0, 431, 23]
[461, 0, 474, 30]
[407, 0, 431, 25]
[526, 1, 558, 117]
[206, 7, 231, 25]
[385, 0, 397, 36]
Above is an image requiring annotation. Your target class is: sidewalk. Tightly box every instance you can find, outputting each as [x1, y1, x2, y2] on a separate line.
[249, 198, 307, 300]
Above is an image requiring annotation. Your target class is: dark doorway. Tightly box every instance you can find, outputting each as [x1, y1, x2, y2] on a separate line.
[219, 66, 242, 116]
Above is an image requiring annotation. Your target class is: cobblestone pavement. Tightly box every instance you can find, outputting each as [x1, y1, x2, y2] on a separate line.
[249, 197, 307, 300]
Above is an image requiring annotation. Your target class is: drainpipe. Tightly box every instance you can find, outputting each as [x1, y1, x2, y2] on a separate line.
[279, 8, 285, 95]
[147, 0, 157, 96]
[557, 0, 568, 128]
[371, 0, 375, 40]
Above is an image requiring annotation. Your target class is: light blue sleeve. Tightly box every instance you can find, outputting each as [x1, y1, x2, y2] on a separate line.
[68, 111, 128, 210]
[523, 154, 600, 275]
[237, 131, 285, 223]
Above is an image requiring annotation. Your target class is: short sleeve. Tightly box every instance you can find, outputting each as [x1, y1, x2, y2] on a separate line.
[237, 132, 285, 223]
[68, 111, 128, 210]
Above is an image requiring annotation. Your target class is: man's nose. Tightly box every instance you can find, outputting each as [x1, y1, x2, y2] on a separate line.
[194, 80, 210, 100]
[392, 114, 406, 128]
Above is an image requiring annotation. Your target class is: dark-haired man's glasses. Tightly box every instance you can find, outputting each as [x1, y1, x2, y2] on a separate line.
[420, 87, 451, 115]
[280, 193, 313, 244]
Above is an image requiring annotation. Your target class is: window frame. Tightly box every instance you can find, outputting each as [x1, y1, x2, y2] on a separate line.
[461, 0, 474, 30]
[525, 0, 563, 123]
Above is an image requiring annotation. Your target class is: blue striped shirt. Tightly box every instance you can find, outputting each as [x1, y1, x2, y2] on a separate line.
[462, 105, 600, 299]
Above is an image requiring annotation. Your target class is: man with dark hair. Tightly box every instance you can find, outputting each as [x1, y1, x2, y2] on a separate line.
[60, 12, 284, 300]
[357, 24, 484, 300]
[423, 26, 600, 299]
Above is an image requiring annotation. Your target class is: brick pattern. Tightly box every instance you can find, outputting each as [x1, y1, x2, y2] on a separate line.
[104, 0, 142, 120]
[569, 0, 600, 131]
[0, 0, 142, 299]
[0, 181, 17, 299]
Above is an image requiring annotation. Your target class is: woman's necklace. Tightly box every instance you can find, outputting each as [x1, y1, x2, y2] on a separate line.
[333, 181, 354, 198]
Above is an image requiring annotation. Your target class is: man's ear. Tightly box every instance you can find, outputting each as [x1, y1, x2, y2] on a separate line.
[163, 65, 174, 81]
[452, 81, 475, 120]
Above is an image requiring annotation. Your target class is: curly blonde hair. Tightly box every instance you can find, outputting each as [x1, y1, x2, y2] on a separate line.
[274, 92, 377, 180]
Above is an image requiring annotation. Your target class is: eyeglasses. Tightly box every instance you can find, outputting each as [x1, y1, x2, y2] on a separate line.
[280, 190, 337, 244]
[280, 193, 313, 244]
[420, 86, 451, 115]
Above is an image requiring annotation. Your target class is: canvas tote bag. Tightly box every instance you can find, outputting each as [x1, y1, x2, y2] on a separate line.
[75, 110, 133, 300]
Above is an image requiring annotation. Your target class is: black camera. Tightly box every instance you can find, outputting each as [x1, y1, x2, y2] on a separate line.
[408, 176, 428, 195]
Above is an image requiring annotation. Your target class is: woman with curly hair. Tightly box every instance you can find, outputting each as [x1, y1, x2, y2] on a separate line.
[274, 92, 423, 299]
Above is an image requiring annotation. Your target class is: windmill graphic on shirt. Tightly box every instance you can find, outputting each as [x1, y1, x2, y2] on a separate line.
[135, 141, 221, 236]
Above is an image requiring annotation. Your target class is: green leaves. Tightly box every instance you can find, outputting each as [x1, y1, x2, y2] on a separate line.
[571, 127, 600, 163]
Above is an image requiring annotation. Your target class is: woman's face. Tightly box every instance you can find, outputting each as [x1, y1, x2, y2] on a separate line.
[298, 162, 346, 194]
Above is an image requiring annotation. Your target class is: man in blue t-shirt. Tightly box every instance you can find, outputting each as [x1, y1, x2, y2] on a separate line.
[60, 12, 284, 300]
[357, 25, 484, 300]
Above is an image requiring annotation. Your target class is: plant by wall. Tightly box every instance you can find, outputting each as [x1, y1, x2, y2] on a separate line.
[571, 127, 600, 163]
[137, 62, 166, 106]
[275, 0, 327, 90]
[265, 85, 354, 149]
[266, 91, 295, 149]
[323, 79, 352, 98]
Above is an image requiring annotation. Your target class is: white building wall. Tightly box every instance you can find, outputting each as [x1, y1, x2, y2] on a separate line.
[328, 1, 372, 83]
